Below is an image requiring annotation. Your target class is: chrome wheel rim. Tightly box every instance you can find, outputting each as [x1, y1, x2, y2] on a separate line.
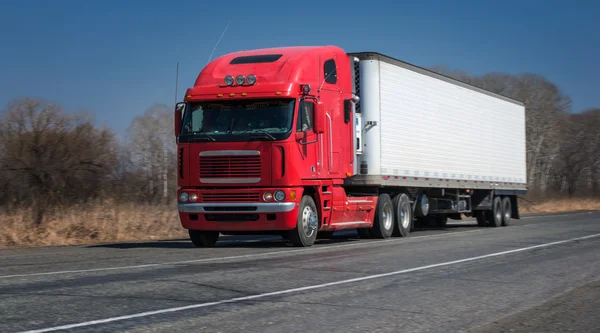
[504, 202, 511, 220]
[400, 201, 410, 229]
[495, 202, 502, 222]
[302, 206, 318, 238]
[382, 202, 393, 230]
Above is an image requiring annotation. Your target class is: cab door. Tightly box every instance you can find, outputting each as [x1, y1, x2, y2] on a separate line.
[295, 98, 321, 179]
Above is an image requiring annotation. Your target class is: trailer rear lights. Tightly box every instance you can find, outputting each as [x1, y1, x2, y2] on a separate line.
[179, 192, 189, 202]
[263, 192, 273, 201]
[247, 74, 256, 85]
[274, 190, 285, 201]
[235, 75, 246, 85]
[189, 193, 198, 202]
[224, 75, 234, 86]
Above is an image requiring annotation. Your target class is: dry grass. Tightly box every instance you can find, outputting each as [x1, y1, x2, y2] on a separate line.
[1, 198, 598, 249]
[0, 202, 186, 249]
[518, 197, 600, 214]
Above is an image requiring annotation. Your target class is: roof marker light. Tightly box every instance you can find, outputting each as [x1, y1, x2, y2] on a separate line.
[236, 75, 245, 85]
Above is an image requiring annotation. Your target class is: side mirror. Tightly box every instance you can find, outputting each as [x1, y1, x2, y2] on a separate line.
[313, 101, 326, 134]
[174, 102, 185, 137]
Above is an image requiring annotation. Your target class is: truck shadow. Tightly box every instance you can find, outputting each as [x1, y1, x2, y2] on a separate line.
[86, 234, 362, 249]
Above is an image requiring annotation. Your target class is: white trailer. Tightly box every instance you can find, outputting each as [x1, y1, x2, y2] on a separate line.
[344, 52, 527, 228]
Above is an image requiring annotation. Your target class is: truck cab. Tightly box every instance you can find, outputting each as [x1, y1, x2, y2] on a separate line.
[174, 46, 361, 247]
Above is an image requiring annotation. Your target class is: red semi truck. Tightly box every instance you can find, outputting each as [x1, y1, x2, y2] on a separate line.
[174, 45, 527, 247]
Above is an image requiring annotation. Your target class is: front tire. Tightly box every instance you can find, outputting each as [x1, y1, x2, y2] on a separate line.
[288, 195, 319, 247]
[189, 230, 219, 247]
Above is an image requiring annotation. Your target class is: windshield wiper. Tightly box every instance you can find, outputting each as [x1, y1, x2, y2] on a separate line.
[194, 130, 216, 142]
[248, 130, 276, 141]
[180, 131, 216, 142]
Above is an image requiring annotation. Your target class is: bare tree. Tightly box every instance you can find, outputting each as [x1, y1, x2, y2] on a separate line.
[126, 104, 177, 204]
[0, 98, 117, 225]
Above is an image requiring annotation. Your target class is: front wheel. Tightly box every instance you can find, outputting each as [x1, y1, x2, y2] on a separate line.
[189, 230, 219, 247]
[287, 195, 319, 247]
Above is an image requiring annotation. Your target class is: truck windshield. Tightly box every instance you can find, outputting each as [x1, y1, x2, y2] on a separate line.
[179, 99, 295, 142]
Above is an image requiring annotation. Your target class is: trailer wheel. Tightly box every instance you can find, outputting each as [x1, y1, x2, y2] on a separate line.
[371, 193, 395, 239]
[489, 196, 503, 227]
[287, 195, 319, 247]
[392, 193, 412, 237]
[501, 197, 512, 226]
[189, 230, 219, 247]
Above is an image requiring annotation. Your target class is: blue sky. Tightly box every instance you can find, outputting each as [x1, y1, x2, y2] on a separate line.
[1, 0, 598, 138]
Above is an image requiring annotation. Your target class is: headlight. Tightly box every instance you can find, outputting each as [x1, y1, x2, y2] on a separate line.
[263, 192, 273, 201]
[235, 75, 245, 85]
[247, 74, 256, 85]
[189, 193, 198, 202]
[179, 192, 189, 202]
[274, 190, 285, 201]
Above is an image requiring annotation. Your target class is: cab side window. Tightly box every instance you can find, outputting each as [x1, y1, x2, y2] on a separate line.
[296, 100, 314, 132]
[324, 59, 337, 84]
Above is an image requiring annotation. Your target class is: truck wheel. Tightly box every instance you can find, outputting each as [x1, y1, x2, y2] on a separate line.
[489, 196, 503, 227]
[189, 230, 219, 247]
[392, 193, 412, 237]
[371, 193, 395, 239]
[288, 195, 319, 247]
[501, 197, 512, 226]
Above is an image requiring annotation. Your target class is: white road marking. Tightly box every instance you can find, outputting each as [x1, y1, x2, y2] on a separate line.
[0, 211, 595, 280]
[16, 232, 600, 333]
[0, 229, 485, 279]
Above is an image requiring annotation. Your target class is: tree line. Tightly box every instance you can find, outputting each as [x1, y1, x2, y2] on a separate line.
[0, 69, 598, 225]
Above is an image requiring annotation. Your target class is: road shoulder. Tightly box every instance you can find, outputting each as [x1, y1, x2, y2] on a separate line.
[468, 279, 600, 333]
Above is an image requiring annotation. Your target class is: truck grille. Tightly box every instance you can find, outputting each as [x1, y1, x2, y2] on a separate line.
[199, 151, 261, 182]
[201, 192, 261, 202]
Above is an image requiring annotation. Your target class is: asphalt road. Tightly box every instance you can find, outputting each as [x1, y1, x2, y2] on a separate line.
[1, 211, 599, 333]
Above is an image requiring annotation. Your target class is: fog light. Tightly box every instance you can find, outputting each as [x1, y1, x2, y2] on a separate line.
[224, 75, 234, 86]
[263, 192, 273, 201]
[247, 74, 256, 85]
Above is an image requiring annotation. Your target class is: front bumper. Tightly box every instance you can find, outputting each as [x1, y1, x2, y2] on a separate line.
[178, 201, 299, 231]
[178, 202, 295, 213]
